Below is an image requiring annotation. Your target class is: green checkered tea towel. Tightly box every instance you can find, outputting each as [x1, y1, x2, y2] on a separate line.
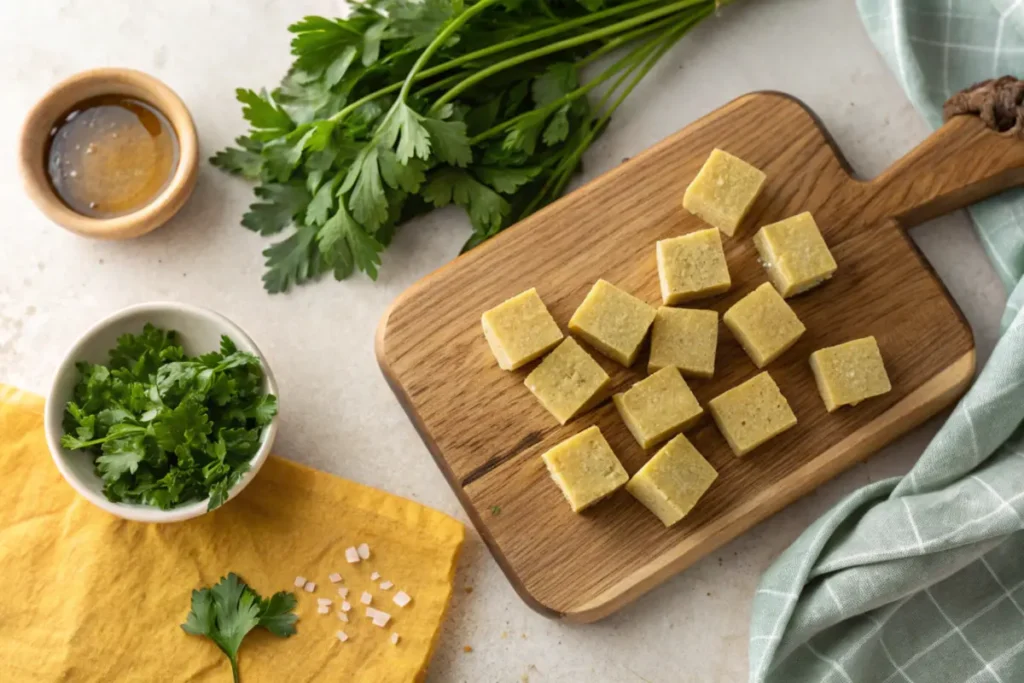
[749, 2, 1024, 682]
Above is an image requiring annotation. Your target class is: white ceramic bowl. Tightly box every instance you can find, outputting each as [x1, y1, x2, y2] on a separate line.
[44, 302, 279, 523]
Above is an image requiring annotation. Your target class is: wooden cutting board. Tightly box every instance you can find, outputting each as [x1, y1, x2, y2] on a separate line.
[377, 91, 1024, 622]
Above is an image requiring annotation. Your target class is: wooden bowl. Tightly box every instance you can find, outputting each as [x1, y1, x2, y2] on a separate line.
[19, 68, 199, 239]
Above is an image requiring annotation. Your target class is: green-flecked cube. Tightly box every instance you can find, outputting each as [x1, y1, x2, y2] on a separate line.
[525, 338, 611, 424]
[613, 366, 703, 449]
[481, 288, 563, 370]
[648, 307, 718, 378]
[810, 336, 892, 412]
[708, 372, 796, 457]
[568, 280, 656, 367]
[723, 283, 805, 368]
[754, 212, 837, 297]
[626, 434, 718, 526]
[541, 426, 628, 513]
[682, 148, 767, 236]
[656, 228, 732, 305]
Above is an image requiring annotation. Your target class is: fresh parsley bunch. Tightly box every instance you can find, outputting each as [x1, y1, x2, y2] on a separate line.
[213, 0, 727, 292]
[61, 324, 278, 511]
[182, 573, 298, 683]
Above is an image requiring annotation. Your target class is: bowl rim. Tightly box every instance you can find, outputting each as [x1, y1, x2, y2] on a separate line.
[19, 67, 199, 240]
[43, 301, 279, 523]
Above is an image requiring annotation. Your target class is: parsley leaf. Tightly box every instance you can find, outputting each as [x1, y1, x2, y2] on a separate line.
[258, 589, 301, 635]
[378, 149, 426, 193]
[206, 465, 250, 511]
[502, 114, 544, 156]
[182, 573, 297, 683]
[362, 20, 388, 67]
[343, 147, 390, 230]
[262, 225, 324, 293]
[288, 16, 361, 76]
[107, 324, 181, 381]
[236, 89, 294, 140]
[241, 184, 311, 236]
[210, 137, 264, 179]
[423, 168, 507, 235]
[532, 63, 578, 107]
[383, 103, 433, 164]
[96, 431, 147, 481]
[151, 395, 212, 451]
[325, 46, 359, 88]
[317, 201, 384, 280]
[389, 0, 459, 49]
[276, 70, 339, 126]
[543, 104, 571, 146]
[472, 165, 542, 194]
[421, 116, 472, 166]
[249, 394, 279, 426]
[305, 176, 339, 226]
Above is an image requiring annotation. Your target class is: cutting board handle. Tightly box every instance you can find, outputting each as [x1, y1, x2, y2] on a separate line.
[868, 77, 1024, 228]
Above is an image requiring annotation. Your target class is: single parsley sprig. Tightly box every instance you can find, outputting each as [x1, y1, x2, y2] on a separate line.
[214, 0, 729, 292]
[60, 324, 278, 511]
[182, 573, 298, 683]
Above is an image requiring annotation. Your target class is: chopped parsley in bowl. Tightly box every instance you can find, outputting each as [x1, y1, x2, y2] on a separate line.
[45, 303, 279, 522]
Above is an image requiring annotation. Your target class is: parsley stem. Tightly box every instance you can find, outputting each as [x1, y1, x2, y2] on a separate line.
[590, 10, 704, 120]
[466, 11, 690, 145]
[63, 424, 147, 449]
[550, 9, 708, 200]
[537, 0, 559, 20]
[573, 12, 684, 70]
[329, 0, 713, 125]
[521, 6, 709, 218]
[469, 27, 665, 145]
[413, 70, 469, 99]
[519, 31, 667, 217]
[421, 0, 675, 72]
[429, 0, 710, 114]
[396, 0, 505, 104]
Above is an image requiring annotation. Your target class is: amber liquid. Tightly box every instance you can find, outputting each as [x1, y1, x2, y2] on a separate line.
[46, 95, 179, 219]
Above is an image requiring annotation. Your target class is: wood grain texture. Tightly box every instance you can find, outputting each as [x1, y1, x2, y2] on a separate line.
[377, 92, 1024, 622]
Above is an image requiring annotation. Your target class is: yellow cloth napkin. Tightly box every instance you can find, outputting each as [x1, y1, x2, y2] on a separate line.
[0, 385, 464, 683]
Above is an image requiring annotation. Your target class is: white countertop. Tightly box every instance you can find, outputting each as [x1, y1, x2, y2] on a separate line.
[0, 1, 1009, 681]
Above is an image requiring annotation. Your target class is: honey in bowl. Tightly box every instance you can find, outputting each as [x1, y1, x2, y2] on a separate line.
[46, 95, 179, 219]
